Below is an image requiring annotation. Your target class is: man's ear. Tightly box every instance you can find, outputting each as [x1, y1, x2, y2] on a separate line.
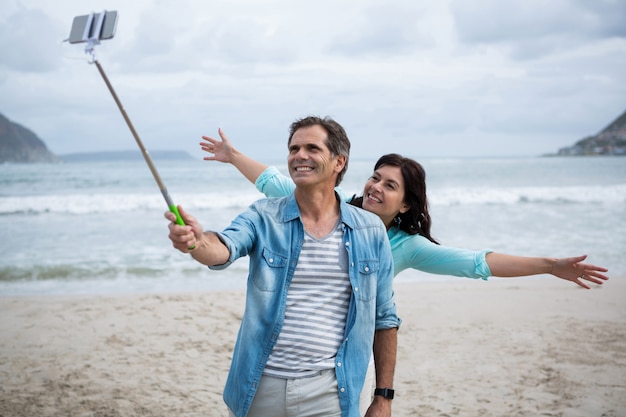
[334, 155, 347, 173]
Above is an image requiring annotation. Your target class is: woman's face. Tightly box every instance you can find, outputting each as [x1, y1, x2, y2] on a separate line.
[361, 164, 410, 228]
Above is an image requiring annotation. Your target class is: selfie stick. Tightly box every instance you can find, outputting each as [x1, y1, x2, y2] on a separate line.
[92, 60, 189, 230]
[68, 11, 192, 245]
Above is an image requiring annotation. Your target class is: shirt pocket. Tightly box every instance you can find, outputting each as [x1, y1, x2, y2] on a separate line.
[355, 260, 379, 301]
[251, 247, 289, 292]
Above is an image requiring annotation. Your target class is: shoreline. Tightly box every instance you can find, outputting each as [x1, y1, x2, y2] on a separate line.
[1, 277, 624, 416]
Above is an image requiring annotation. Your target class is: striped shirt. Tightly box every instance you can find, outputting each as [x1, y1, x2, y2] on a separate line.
[263, 223, 351, 378]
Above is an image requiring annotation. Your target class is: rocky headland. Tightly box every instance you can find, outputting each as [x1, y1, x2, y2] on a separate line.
[0, 113, 192, 163]
[0, 113, 60, 163]
[555, 108, 626, 156]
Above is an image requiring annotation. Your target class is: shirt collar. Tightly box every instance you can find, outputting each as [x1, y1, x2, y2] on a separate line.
[280, 192, 357, 230]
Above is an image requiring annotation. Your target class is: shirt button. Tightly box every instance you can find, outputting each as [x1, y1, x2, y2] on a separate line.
[269, 258, 274, 263]
[337, 362, 342, 367]
[345, 242, 350, 247]
[340, 388, 345, 393]
[364, 266, 369, 272]
[354, 287, 359, 292]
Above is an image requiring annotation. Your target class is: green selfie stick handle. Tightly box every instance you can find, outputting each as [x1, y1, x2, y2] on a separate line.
[94, 59, 195, 250]
[168, 204, 186, 226]
[166, 199, 196, 251]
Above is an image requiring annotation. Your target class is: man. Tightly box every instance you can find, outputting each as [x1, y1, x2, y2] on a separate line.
[166, 116, 400, 417]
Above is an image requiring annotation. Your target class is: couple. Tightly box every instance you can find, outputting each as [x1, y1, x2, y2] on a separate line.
[166, 115, 609, 417]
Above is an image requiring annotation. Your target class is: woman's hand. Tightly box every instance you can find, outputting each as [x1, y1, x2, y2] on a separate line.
[200, 128, 235, 163]
[551, 255, 609, 289]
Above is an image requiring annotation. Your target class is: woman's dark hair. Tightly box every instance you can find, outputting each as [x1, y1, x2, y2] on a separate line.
[351, 153, 439, 244]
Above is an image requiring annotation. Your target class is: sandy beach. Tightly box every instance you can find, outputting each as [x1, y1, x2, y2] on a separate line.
[1, 276, 624, 417]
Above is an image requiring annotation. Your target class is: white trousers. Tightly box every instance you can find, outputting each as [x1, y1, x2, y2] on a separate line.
[229, 369, 341, 417]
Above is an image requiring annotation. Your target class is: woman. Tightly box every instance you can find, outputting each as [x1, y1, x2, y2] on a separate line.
[200, 128, 609, 287]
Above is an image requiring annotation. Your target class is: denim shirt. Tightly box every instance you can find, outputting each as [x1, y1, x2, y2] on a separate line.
[211, 193, 400, 417]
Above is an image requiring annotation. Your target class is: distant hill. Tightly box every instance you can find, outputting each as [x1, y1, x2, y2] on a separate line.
[556, 108, 626, 156]
[0, 113, 61, 163]
[0, 112, 194, 163]
[60, 150, 195, 162]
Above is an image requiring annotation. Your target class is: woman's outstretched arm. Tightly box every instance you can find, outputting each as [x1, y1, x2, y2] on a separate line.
[486, 253, 608, 289]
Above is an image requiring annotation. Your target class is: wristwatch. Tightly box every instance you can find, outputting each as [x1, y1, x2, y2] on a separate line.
[374, 388, 395, 400]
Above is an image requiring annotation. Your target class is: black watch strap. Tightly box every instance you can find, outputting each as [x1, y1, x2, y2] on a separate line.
[374, 388, 395, 399]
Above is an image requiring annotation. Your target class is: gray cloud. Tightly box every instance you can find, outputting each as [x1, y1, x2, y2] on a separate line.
[451, 0, 626, 60]
[328, 4, 425, 57]
[0, 9, 64, 72]
[0, 0, 624, 159]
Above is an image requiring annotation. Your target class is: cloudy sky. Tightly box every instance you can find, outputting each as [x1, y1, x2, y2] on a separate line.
[1, 0, 625, 160]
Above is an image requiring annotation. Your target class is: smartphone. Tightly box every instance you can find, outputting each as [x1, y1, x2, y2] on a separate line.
[68, 11, 118, 44]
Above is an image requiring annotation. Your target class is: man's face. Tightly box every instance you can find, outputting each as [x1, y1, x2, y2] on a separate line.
[287, 125, 344, 188]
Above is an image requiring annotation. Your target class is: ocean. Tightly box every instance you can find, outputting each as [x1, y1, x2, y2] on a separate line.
[1, 156, 624, 296]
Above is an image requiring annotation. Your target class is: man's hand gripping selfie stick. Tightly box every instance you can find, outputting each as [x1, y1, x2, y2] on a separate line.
[69, 11, 194, 249]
